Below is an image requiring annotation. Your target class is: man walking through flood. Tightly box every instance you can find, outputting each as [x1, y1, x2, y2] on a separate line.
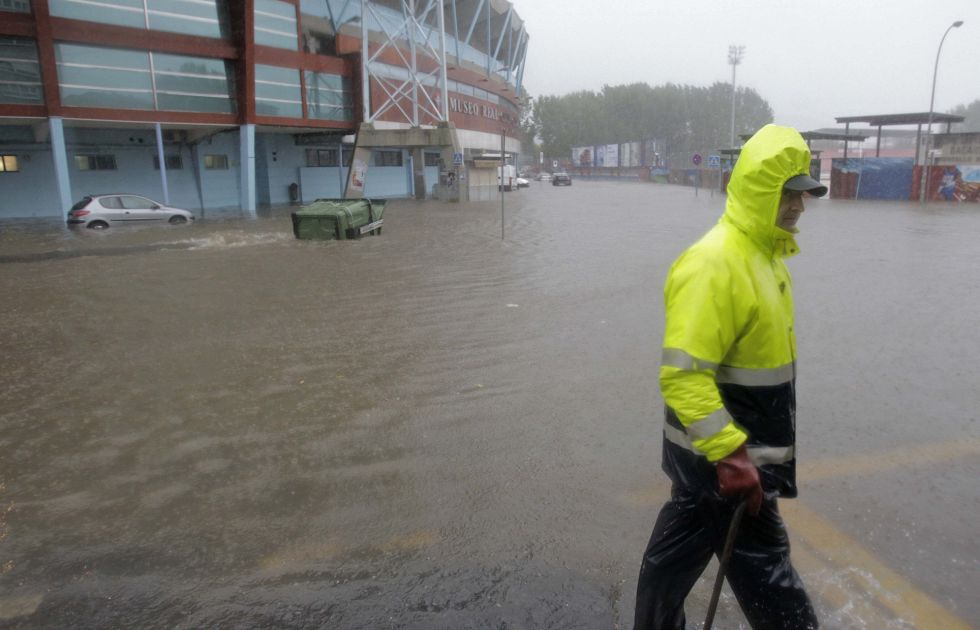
[634, 124, 825, 629]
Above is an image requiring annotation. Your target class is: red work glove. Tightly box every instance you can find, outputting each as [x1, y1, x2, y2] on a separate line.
[716, 445, 763, 516]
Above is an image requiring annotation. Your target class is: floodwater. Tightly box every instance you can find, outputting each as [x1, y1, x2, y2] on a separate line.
[1, 182, 977, 629]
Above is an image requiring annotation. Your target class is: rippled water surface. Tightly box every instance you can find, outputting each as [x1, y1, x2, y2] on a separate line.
[1, 183, 977, 629]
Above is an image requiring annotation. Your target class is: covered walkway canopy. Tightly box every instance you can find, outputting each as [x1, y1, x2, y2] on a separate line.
[734, 130, 868, 159]
[834, 112, 965, 162]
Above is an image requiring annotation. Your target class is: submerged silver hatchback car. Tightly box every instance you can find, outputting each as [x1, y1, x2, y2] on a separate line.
[67, 194, 195, 229]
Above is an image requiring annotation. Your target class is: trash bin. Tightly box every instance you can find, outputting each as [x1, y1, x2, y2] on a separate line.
[290, 198, 386, 241]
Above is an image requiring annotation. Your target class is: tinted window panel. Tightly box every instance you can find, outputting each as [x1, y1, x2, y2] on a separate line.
[49, 0, 145, 28]
[147, 0, 228, 38]
[256, 64, 301, 118]
[156, 92, 234, 114]
[56, 44, 236, 113]
[256, 100, 302, 118]
[255, 0, 297, 50]
[58, 65, 152, 91]
[0, 0, 32, 13]
[153, 73, 228, 95]
[204, 154, 228, 169]
[152, 53, 228, 78]
[51, 0, 230, 39]
[56, 43, 148, 69]
[0, 36, 42, 105]
[60, 86, 155, 109]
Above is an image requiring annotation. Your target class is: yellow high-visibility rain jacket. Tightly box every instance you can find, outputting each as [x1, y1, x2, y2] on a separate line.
[659, 124, 813, 497]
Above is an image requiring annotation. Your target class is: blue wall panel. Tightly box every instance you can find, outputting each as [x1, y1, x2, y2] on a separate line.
[196, 132, 241, 211]
[363, 165, 410, 198]
[425, 165, 439, 196]
[258, 133, 306, 206]
[832, 158, 914, 200]
[299, 166, 347, 202]
[0, 147, 63, 218]
[1, 127, 417, 219]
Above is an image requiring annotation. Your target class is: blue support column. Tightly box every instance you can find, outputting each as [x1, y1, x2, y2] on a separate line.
[48, 117, 73, 215]
[155, 123, 170, 205]
[240, 124, 257, 217]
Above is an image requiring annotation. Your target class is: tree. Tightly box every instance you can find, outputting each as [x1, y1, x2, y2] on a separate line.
[949, 99, 980, 132]
[531, 81, 774, 167]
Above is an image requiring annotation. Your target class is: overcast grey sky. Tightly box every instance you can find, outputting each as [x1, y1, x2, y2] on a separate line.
[517, 0, 979, 132]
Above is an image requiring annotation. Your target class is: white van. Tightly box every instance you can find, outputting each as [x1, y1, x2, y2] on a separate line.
[497, 164, 517, 191]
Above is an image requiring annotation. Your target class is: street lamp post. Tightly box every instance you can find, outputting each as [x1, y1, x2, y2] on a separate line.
[922, 20, 964, 203]
[728, 45, 745, 148]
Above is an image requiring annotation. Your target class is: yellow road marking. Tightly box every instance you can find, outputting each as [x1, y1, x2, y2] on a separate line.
[624, 439, 978, 628]
[259, 530, 440, 571]
[798, 437, 980, 481]
[0, 595, 43, 620]
[379, 530, 438, 553]
[259, 539, 345, 571]
[784, 501, 972, 630]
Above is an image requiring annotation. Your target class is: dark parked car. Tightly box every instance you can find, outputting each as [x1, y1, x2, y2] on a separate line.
[552, 172, 572, 186]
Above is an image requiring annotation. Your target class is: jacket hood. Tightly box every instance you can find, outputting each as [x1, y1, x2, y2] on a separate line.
[722, 124, 813, 255]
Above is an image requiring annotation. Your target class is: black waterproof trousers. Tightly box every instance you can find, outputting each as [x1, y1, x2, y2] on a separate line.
[634, 487, 818, 630]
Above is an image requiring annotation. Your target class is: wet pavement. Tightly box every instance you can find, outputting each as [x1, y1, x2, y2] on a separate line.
[1, 182, 977, 629]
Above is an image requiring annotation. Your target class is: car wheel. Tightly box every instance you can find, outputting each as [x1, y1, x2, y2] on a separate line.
[168, 215, 188, 225]
[87, 221, 109, 230]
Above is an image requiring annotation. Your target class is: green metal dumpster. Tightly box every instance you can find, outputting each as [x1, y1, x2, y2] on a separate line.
[290, 198, 386, 241]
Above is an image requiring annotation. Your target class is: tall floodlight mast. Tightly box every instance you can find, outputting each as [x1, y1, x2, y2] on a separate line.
[921, 20, 964, 203]
[728, 45, 745, 148]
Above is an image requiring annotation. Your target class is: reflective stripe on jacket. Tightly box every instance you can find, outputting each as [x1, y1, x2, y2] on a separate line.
[659, 124, 813, 497]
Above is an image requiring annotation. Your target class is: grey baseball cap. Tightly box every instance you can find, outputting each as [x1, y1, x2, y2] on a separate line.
[784, 174, 828, 197]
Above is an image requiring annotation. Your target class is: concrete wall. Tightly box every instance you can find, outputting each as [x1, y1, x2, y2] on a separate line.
[299, 166, 348, 202]
[192, 132, 241, 212]
[0, 125, 245, 218]
[257, 133, 307, 206]
[0, 146, 63, 218]
[0, 127, 423, 219]
[364, 163, 411, 198]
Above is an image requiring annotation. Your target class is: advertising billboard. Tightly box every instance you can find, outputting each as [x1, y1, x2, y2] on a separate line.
[596, 144, 618, 167]
[572, 146, 594, 167]
[619, 141, 641, 167]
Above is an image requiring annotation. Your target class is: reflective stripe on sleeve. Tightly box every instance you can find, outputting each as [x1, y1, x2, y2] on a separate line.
[685, 406, 733, 440]
[747, 445, 795, 465]
[663, 424, 695, 451]
[664, 425, 795, 466]
[661, 348, 719, 372]
[715, 362, 796, 386]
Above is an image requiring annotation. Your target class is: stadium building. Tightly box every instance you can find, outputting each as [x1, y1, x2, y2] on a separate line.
[0, 0, 529, 218]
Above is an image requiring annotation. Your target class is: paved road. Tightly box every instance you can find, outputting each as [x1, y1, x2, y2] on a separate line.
[0, 181, 976, 628]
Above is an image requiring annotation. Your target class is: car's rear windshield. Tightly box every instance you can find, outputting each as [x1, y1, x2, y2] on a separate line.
[70, 197, 92, 212]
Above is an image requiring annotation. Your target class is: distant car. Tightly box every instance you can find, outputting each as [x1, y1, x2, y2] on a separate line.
[536, 172, 551, 182]
[515, 177, 530, 188]
[552, 172, 572, 186]
[67, 194, 195, 229]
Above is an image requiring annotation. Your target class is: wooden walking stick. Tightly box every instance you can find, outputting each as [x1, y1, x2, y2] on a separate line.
[704, 500, 748, 630]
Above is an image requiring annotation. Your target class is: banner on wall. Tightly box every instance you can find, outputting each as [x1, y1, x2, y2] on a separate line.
[572, 146, 593, 167]
[596, 144, 619, 167]
[932, 164, 980, 202]
[618, 141, 641, 167]
[343, 147, 373, 198]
